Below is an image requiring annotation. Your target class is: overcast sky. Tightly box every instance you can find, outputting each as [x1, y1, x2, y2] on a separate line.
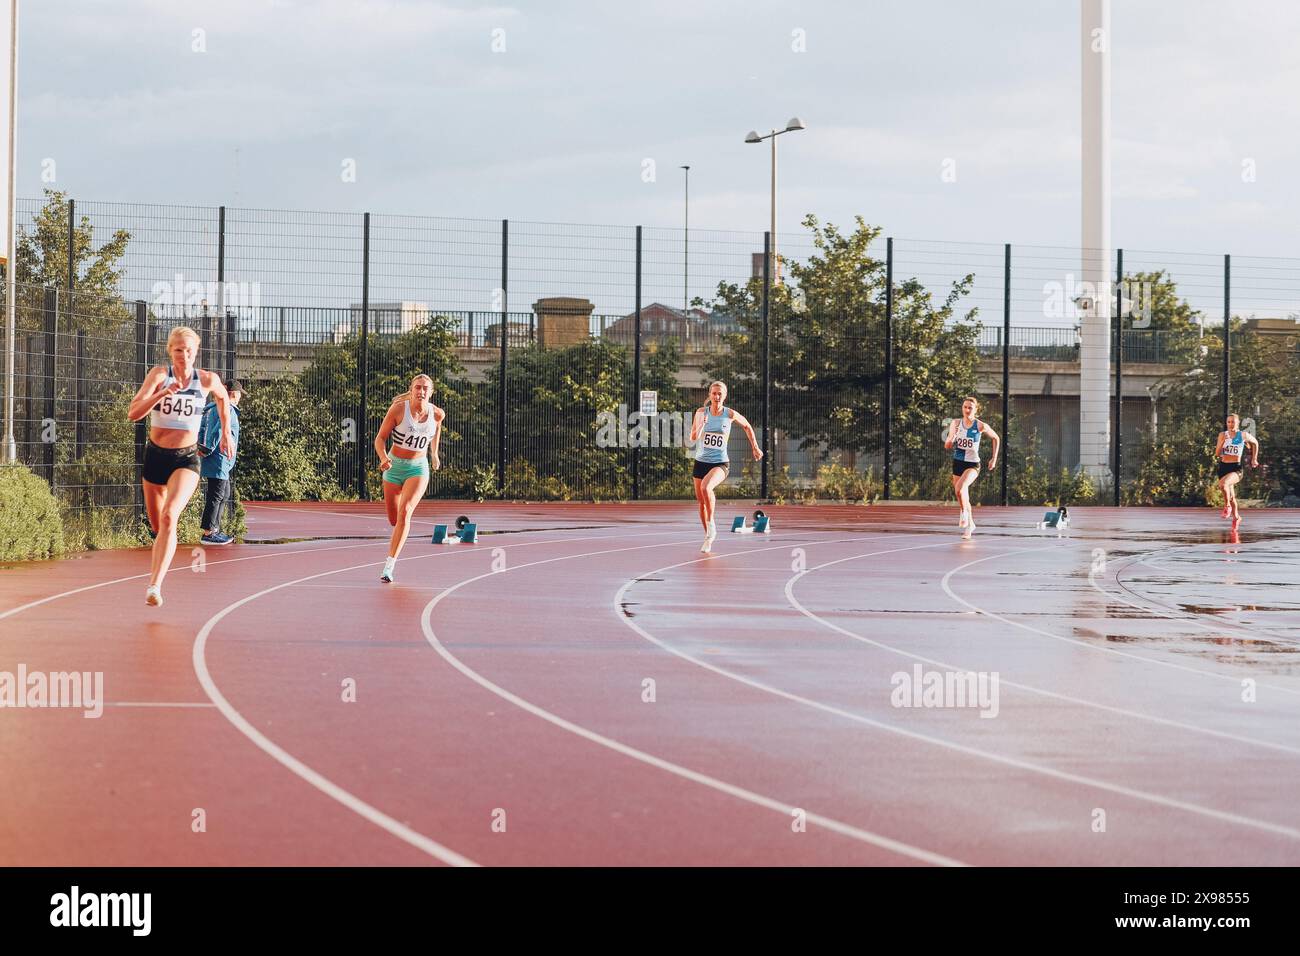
[12, 0, 1300, 315]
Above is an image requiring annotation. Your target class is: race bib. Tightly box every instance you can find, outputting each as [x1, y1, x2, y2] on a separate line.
[157, 395, 198, 418]
[954, 436, 975, 451]
[701, 432, 725, 450]
[401, 434, 430, 451]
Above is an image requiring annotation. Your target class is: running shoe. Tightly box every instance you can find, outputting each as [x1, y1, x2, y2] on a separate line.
[1221, 505, 1231, 519]
[381, 558, 396, 583]
[201, 532, 233, 546]
[700, 523, 716, 554]
[145, 586, 163, 607]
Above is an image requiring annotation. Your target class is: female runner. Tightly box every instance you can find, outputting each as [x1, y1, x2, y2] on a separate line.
[690, 381, 762, 553]
[945, 396, 999, 538]
[1213, 413, 1259, 524]
[373, 373, 443, 582]
[126, 326, 234, 606]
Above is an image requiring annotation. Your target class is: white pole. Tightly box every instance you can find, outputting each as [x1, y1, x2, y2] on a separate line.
[3, 0, 18, 463]
[1080, 0, 1112, 480]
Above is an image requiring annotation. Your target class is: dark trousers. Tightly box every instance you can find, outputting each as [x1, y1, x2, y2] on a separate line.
[201, 477, 231, 531]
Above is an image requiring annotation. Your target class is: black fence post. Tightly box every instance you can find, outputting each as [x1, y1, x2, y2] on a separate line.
[358, 212, 371, 500]
[67, 199, 76, 464]
[633, 225, 642, 501]
[218, 205, 234, 381]
[135, 301, 148, 518]
[761, 231, 771, 501]
[201, 309, 213, 366]
[1001, 242, 1010, 507]
[1223, 253, 1231, 423]
[22, 335, 31, 448]
[226, 311, 236, 382]
[75, 329, 85, 460]
[1114, 248, 1123, 506]
[43, 288, 56, 485]
[67, 199, 75, 292]
[498, 219, 508, 497]
[884, 237, 894, 501]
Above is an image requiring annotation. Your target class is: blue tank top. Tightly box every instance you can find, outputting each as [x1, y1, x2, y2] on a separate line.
[695, 405, 732, 464]
[952, 419, 982, 462]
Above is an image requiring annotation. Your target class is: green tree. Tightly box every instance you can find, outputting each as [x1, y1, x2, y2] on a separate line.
[1118, 269, 1203, 366]
[1122, 270, 1201, 331]
[486, 337, 633, 499]
[235, 379, 344, 501]
[1125, 320, 1299, 504]
[7, 189, 132, 333]
[702, 215, 981, 482]
[295, 316, 467, 497]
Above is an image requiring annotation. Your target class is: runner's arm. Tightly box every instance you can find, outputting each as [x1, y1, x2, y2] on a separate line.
[730, 410, 763, 460]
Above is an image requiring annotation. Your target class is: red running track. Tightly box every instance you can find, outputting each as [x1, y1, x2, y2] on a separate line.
[2, 500, 1299, 866]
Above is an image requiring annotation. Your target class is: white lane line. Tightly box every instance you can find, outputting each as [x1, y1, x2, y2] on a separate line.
[612, 540, 1300, 842]
[418, 535, 968, 867]
[190, 528, 696, 868]
[784, 549, 1300, 756]
[943, 547, 1300, 697]
[0, 541, 385, 622]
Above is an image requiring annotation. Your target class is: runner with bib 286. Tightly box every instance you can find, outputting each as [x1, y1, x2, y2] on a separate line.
[945, 396, 999, 539]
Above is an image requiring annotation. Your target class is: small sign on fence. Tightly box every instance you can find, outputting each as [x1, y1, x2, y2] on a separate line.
[639, 390, 657, 417]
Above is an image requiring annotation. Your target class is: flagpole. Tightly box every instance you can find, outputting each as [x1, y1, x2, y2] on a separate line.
[3, 0, 18, 462]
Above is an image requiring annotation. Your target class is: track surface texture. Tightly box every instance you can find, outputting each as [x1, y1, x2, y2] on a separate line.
[3, 501, 1298, 866]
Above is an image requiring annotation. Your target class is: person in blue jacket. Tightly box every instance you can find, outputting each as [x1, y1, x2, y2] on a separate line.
[198, 380, 244, 544]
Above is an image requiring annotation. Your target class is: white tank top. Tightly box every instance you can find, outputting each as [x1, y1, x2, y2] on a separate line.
[391, 401, 438, 453]
[1221, 430, 1247, 460]
[150, 367, 207, 433]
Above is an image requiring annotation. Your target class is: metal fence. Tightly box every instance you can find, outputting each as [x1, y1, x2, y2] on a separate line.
[4, 196, 1300, 513]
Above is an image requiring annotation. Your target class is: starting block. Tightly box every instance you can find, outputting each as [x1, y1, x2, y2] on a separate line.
[1036, 506, 1069, 533]
[432, 514, 477, 545]
[731, 509, 771, 534]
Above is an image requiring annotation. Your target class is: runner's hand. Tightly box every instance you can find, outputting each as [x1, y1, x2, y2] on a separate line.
[379, 455, 392, 471]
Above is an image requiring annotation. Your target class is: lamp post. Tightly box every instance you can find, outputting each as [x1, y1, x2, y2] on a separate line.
[680, 165, 690, 314]
[3, 0, 20, 462]
[744, 117, 805, 284]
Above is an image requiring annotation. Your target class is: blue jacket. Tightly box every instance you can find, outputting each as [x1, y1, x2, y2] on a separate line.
[199, 401, 240, 479]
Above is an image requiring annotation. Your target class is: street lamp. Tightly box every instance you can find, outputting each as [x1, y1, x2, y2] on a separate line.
[680, 165, 690, 314]
[744, 117, 805, 284]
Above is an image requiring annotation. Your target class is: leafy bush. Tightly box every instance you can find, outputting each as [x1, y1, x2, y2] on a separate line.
[816, 463, 882, 504]
[0, 464, 65, 560]
[236, 377, 346, 501]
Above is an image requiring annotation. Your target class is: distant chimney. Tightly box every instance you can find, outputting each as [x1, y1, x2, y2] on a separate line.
[751, 252, 782, 282]
[532, 297, 595, 348]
